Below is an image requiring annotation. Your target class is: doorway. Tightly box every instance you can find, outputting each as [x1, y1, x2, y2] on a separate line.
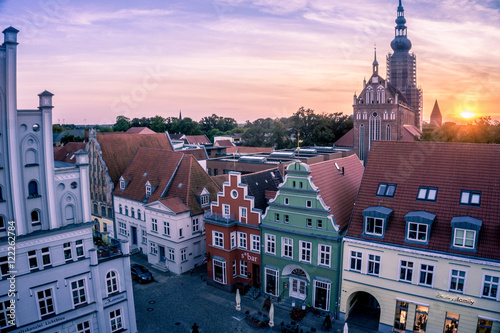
[131, 226, 137, 245]
[159, 246, 166, 263]
[346, 291, 381, 331]
[252, 264, 260, 288]
[290, 278, 307, 300]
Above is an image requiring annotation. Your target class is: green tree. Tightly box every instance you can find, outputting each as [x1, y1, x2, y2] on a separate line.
[61, 134, 84, 145]
[52, 124, 65, 133]
[113, 116, 131, 132]
[150, 115, 167, 133]
[171, 117, 202, 135]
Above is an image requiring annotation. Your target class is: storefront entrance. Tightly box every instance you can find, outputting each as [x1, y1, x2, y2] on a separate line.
[290, 278, 307, 300]
[346, 292, 380, 331]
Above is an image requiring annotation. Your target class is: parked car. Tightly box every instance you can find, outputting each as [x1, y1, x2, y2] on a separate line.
[131, 264, 154, 283]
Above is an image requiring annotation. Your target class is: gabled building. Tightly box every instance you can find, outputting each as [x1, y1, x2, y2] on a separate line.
[261, 155, 364, 314]
[113, 147, 221, 274]
[341, 141, 500, 333]
[0, 27, 136, 333]
[204, 169, 283, 292]
[86, 131, 172, 237]
[53, 142, 87, 164]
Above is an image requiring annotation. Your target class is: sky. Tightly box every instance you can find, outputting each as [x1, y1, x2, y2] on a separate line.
[1, 0, 499, 125]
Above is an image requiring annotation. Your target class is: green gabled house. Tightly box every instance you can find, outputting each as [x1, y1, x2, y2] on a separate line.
[261, 155, 363, 315]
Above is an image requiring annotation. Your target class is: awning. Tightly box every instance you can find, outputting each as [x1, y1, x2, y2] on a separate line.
[405, 211, 436, 225]
[362, 206, 393, 219]
[451, 216, 482, 231]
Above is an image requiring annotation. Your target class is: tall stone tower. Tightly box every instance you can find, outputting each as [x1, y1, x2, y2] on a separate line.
[386, 0, 422, 129]
[430, 100, 442, 127]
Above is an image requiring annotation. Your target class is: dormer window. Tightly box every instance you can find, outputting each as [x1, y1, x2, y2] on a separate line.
[198, 187, 210, 207]
[362, 206, 393, 238]
[450, 216, 482, 252]
[404, 211, 435, 245]
[119, 178, 125, 190]
[460, 190, 481, 206]
[377, 183, 396, 197]
[145, 183, 152, 198]
[417, 187, 437, 201]
[366, 217, 383, 235]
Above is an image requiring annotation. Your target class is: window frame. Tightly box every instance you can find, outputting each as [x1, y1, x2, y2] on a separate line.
[70, 278, 87, 307]
[318, 244, 331, 267]
[213, 231, 224, 248]
[238, 232, 247, 249]
[76, 239, 85, 258]
[419, 263, 434, 287]
[299, 241, 312, 263]
[118, 221, 127, 236]
[407, 222, 428, 242]
[109, 308, 124, 332]
[365, 217, 384, 236]
[36, 287, 56, 319]
[282, 237, 293, 259]
[28, 250, 38, 271]
[63, 242, 73, 262]
[265, 234, 276, 255]
[367, 254, 381, 276]
[481, 274, 499, 300]
[349, 251, 362, 272]
[449, 269, 466, 293]
[106, 270, 119, 295]
[460, 190, 481, 206]
[376, 183, 396, 197]
[240, 260, 247, 277]
[453, 228, 476, 249]
[251, 235, 260, 252]
[399, 260, 413, 283]
[417, 186, 438, 201]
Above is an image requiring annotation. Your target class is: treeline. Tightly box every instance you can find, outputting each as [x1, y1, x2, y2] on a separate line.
[420, 117, 500, 144]
[111, 107, 354, 148]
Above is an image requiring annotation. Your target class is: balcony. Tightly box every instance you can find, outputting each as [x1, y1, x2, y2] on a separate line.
[93, 229, 122, 260]
[204, 210, 235, 224]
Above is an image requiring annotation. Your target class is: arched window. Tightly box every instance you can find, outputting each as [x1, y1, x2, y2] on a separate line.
[119, 204, 123, 214]
[386, 124, 391, 141]
[93, 203, 98, 215]
[138, 210, 142, 220]
[363, 112, 367, 120]
[391, 112, 396, 120]
[369, 112, 381, 151]
[366, 87, 373, 104]
[106, 270, 119, 294]
[65, 205, 75, 224]
[359, 124, 365, 161]
[31, 210, 41, 225]
[377, 86, 385, 104]
[25, 149, 37, 166]
[383, 112, 388, 120]
[125, 206, 129, 216]
[28, 181, 39, 198]
[131, 208, 135, 218]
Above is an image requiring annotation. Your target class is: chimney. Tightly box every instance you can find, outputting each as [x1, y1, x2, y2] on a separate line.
[342, 167, 345, 175]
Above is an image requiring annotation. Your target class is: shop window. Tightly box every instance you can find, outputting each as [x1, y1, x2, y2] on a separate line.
[413, 305, 428, 332]
[393, 300, 408, 332]
[265, 268, 278, 296]
[213, 259, 226, 284]
[444, 312, 459, 333]
[477, 318, 493, 333]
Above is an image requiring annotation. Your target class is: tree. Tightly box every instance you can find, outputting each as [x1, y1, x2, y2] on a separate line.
[52, 124, 65, 133]
[171, 117, 202, 135]
[150, 115, 167, 133]
[113, 116, 131, 132]
[61, 134, 84, 145]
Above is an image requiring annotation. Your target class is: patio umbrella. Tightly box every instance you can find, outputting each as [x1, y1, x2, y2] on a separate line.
[236, 289, 241, 311]
[344, 322, 348, 333]
[269, 303, 274, 327]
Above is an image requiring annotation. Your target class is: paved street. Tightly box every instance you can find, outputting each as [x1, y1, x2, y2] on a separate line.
[131, 253, 378, 333]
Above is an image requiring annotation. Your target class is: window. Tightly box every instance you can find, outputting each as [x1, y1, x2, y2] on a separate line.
[350, 251, 362, 272]
[284, 215, 289, 223]
[482, 275, 499, 299]
[293, 181, 296, 187]
[37, 288, 55, 318]
[168, 248, 175, 261]
[179, 228, 183, 237]
[365, 217, 384, 236]
[306, 200, 312, 208]
[151, 218, 158, 232]
[142, 230, 147, 244]
[0, 216, 5, 231]
[192, 218, 199, 232]
[394, 300, 408, 331]
[460, 190, 481, 206]
[444, 312, 459, 333]
[145, 185, 151, 198]
[449, 269, 466, 293]
[64, 242, 72, 262]
[399, 260, 413, 282]
[407, 223, 428, 242]
[417, 187, 438, 201]
[413, 305, 428, 333]
[150, 242, 157, 255]
[131, 207, 135, 218]
[240, 260, 247, 277]
[275, 213, 280, 222]
[318, 244, 331, 267]
[42, 247, 51, 267]
[109, 309, 123, 332]
[27, 250, 38, 271]
[28, 180, 39, 197]
[119, 204, 122, 214]
[367, 254, 380, 275]
[282, 238, 293, 259]
[31, 210, 40, 225]
[118, 222, 127, 236]
[200, 194, 209, 206]
[1, 299, 16, 329]
[265, 268, 278, 296]
[163, 221, 170, 235]
[0, 257, 8, 278]
[251, 235, 260, 252]
[317, 220, 323, 229]
[307, 218, 312, 227]
[454, 229, 475, 248]
[119, 179, 125, 190]
[106, 271, 118, 294]
[77, 320, 91, 333]
[238, 232, 247, 249]
[181, 248, 187, 262]
[284, 197, 289, 205]
[76, 240, 84, 258]
[223, 204, 230, 218]
[419, 264, 434, 286]
[230, 232, 236, 248]
[314, 280, 331, 311]
[213, 259, 226, 284]
[299, 241, 311, 263]
[232, 260, 236, 277]
[71, 279, 87, 307]
[386, 124, 391, 141]
[137, 209, 141, 220]
[377, 183, 396, 197]
[124, 206, 128, 216]
[477, 318, 493, 333]
[213, 231, 224, 248]
[240, 207, 247, 220]
[266, 234, 276, 254]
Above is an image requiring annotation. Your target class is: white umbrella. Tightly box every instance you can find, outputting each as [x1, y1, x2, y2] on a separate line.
[344, 322, 348, 333]
[269, 303, 274, 327]
[235, 289, 241, 311]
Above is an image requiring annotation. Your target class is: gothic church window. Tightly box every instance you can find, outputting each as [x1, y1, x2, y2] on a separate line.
[65, 205, 75, 223]
[31, 210, 41, 225]
[28, 180, 39, 198]
[386, 124, 391, 141]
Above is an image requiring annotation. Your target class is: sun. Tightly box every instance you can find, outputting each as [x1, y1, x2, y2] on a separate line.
[460, 110, 476, 119]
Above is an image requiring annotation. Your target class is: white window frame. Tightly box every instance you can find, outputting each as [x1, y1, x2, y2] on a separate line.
[213, 259, 226, 284]
[192, 218, 199, 232]
[150, 242, 157, 255]
[313, 280, 331, 311]
[163, 221, 170, 236]
[213, 231, 224, 248]
[365, 217, 384, 236]
[151, 218, 158, 232]
[36, 287, 56, 319]
[181, 248, 187, 262]
[449, 269, 466, 293]
[232, 260, 236, 277]
[265, 268, 279, 296]
[141, 229, 147, 245]
[28, 250, 38, 271]
[41, 247, 51, 267]
[238, 232, 247, 249]
[168, 248, 175, 261]
[350, 251, 362, 272]
[367, 254, 380, 276]
[240, 207, 247, 222]
[118, 222, 127, 236]
[419, 264, 434, 287]
[407, 222, 428, 242]
[318, 244, 331, 267]
[223, 204, 230, 218]
[299, 241, 312, 263]
[109, 308, 123, 332]
[76, 320, 92, 333]
[453, 228, 476, 249]
[282, 237, 293, 259]
[70, 278, 87, 307]
[240, 260, 247, 277]
[265, 234, 276, 255]
[306, 200, 312, 208]
[399, 260, 413, 283]
[201, 194, 209, 206]
[251, 235, 260, 252]
[230, 231, 236, 249]
[481, 274, 499, 300]
[284, 197, 289, 205]
[76, 239, 85, 258]
[145, 185, 151, 198]
[64, 242, 73, 262]
[106, 270, 119, 295]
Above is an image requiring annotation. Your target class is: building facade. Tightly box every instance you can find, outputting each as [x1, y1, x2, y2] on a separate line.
[340, 141, 500, 333]
[261, 156, 363, 315]
[0, 27, 137, 333]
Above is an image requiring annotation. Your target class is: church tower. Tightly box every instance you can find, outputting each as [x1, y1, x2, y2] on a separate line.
[430, 100, 442, 127]
[386, 0, 422, 129]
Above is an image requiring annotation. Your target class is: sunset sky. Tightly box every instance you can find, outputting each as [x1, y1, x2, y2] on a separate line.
[2, 0, 499, 125]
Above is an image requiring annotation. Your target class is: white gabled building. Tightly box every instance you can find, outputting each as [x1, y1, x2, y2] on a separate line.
[0, 27, 137, 333]
[113, 147, 221, 274]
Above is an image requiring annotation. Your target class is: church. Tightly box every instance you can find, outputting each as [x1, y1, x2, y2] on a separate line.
[353, 0, 423, 162]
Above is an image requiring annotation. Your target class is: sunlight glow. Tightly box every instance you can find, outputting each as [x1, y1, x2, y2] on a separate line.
[460, 111, 476, 119]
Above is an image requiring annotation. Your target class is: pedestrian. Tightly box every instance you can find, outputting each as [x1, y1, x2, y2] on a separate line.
[200, 272, 203, 280]
[262, 296, 271, 312]
[322, 314, 332, 331]
[191, 322, 199, 333]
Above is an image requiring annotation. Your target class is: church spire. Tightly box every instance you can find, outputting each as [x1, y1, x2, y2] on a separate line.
[390, 0, 412, 53]
[372, 46, 379, 76]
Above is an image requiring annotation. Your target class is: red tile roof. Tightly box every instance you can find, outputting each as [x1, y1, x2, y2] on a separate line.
[334, 128, 354, 147]
[114, 147, 221, 215]
[402, 125, 421, 141]
[126, 127, 156, 134]
[54, 142, 87, 164]
[346, 141, 500, 261]
[157, 196, 190, 214]
[309, 154, 364, 230]
[214, 139, 234, 147]
[96, 133, 172, 184]
[226, 146, 274, 154]
[185, 135, 211, 145]
[183, 148, 208, 160]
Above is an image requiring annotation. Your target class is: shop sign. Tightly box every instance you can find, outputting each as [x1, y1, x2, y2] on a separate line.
[18, 316, 66, 333]
[241, 252, 258, 263]
[105, 293, 126, 305]
[436, 292, 474, 305]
